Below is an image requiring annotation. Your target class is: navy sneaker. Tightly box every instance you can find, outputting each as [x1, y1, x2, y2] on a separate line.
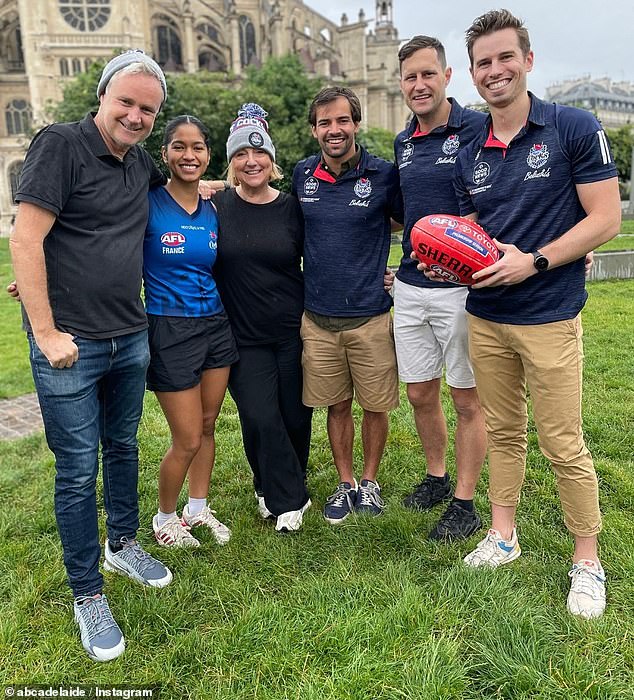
[74, 594, 125, 662]
[323, 481, 357, 524]
[355, 479, 384, 516]
[402, 473, 452, 511]
[428, 501, 482, 541]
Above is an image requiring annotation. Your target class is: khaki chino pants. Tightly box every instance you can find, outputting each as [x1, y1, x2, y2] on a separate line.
[467, 313, 601, 537]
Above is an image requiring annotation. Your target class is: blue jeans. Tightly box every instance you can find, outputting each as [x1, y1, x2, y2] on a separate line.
[29, 330, 150, 597]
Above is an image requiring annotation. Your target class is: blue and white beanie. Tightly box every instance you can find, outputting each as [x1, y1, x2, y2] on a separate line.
[226, 103, 276, 162]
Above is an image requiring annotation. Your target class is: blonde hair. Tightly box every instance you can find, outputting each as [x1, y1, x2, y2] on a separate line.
[226, 154, 284, 186]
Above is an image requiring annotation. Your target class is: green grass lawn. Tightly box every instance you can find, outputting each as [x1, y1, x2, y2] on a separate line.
[1, 280, 633, 698]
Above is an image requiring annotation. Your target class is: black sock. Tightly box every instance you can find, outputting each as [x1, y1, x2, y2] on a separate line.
[452, 496, 474, 512]
[109, 540, 124, 553]
[428, 472, 449, 484]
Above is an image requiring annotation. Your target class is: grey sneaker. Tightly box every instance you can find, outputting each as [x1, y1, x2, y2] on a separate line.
[74, 594, 125, 662]
[104, 537, 173, 588]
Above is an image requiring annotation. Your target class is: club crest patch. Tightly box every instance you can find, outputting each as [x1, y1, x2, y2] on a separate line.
[473, 161, 491, 185]
[526, 143, 549, 169]
[353, 177, 372, 199]
[442, 135, 460, 155]
[248, 131, 264, 148]
[304, 177, 319, 196]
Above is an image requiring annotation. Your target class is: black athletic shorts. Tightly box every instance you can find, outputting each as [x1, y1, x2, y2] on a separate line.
[146, 312, 239, 392]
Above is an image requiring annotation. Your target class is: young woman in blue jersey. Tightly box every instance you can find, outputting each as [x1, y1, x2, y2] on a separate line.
[145, 115, 239, 548]
[212, 104, 312, 532]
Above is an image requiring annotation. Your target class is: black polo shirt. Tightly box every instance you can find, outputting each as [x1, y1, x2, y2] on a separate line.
[16, 113, 165, 339]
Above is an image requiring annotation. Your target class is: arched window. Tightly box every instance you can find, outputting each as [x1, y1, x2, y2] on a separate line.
[196, 22, 220, 44]
[59, 0, 111, 31]
[60, 58, 69, 76]
[5, 26, 25, 71]
[5, 100, 32, 136]
[199, 50, 225, 72]
[154, 15, 183, 71]
[84, 58, 92, 71]
[238, 15, 256, 67]
[8, 161, 23, 202]
[72, 58, 82, 74]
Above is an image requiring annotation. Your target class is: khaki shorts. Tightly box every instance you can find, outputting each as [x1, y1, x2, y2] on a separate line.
[300, 311, 399, 412]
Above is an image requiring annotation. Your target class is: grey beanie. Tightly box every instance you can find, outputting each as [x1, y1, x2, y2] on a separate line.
[97, 49, 167, 106]
[226, 103, 276, 162]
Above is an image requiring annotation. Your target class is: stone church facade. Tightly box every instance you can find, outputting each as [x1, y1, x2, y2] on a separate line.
[0, 0, 410, 235]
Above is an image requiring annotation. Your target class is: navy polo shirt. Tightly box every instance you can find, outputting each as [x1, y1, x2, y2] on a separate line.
[454, 94, 617, 325]
[292, 146, 403, 317]
[394, 99, 487, 288]
[16, 113, 165, 339]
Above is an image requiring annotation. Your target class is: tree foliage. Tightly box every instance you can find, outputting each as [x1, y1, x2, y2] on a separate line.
[606, 125, 633, 189]
[50, 54, 324, 190]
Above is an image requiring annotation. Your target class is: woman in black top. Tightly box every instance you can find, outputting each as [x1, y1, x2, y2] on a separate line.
[213, 104, 312, 532]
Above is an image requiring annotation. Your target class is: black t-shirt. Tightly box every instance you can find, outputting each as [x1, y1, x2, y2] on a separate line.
[213, 189, 304, 345]
[16, 113, 165, 339]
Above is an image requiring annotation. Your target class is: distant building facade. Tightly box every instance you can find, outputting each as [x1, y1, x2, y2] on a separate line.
[545, 76, 634, 129]
[0, 0, 409, 235]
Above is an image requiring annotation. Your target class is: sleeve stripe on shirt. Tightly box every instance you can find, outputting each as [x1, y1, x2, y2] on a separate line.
[597, 130, 612, 165]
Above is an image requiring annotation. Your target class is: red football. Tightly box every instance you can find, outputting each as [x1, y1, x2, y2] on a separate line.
[410, 214, 499, 285]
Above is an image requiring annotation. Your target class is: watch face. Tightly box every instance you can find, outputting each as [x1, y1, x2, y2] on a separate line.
[534, 254, 549, 271]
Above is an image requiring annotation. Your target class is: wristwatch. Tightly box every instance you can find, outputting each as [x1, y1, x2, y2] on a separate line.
[531, 250, 549, 272]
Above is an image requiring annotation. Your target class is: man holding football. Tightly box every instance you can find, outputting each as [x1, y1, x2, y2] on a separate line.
[393, 35, 488, 542]
[448, 9, 620, 618]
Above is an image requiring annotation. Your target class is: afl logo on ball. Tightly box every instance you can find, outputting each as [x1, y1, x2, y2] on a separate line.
[161, 232, 186, 246]
[248, 131, 264, 148]
[304, 177, 319, 196]
[354, 177, 372, 199]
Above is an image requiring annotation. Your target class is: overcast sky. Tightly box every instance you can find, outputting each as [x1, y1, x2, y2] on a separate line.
[316, 0, 634, 104]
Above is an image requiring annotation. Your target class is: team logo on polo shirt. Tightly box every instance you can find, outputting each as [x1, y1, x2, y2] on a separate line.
[527, 143, 549, 169]
[208, 230, 217, 250]
[401, 142, 414, 162]
[473, 162, 491, 185]
[304, 177, 319, 196]
[248, 131, 264, 148]
[353, 177, 372, 198]
[442, 135, 460, 155]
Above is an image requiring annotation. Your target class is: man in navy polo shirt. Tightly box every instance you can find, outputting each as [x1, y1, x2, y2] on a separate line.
[11, 51, 173, 661]
[393, 35, 488, 542]
[292, 86, 403, 524]
[450, 9, 620, 619]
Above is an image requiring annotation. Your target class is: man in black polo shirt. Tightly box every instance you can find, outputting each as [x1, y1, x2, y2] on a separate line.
[11, 51, 171, 662]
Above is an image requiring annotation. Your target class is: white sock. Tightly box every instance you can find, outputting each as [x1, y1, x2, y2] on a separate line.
[156, 510, 177, 528]
[188, 497, 207, 517]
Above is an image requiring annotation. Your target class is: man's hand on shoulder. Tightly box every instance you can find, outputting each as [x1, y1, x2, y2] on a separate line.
[35, 329, 79, 369]
[470, 240, 536, 289]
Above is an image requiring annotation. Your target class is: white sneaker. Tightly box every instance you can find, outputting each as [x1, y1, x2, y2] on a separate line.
[152, 514, 200, 548]
[567, 559, 606, 619]
[182, 504, 231, 545]
[254, 491, 274, 520]
[463, 528, 521, 568]
[275, 499, 312, 533]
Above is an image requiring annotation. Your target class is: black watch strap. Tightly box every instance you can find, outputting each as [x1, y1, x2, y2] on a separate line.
[531, 250, 549, 272]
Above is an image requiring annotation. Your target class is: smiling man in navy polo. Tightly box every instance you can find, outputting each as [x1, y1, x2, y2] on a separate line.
[292, 86, 403, 524]
[393, 35, 488, 542]
[449, 9, 621, 619]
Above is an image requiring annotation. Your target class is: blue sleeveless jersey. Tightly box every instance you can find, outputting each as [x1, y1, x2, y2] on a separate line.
[143, 187, 224, 317]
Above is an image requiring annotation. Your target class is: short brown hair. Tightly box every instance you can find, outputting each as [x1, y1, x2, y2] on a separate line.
[308, 86, 362, 126]
[465, 8, 531, 66]
[398, 36, 447, 72]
